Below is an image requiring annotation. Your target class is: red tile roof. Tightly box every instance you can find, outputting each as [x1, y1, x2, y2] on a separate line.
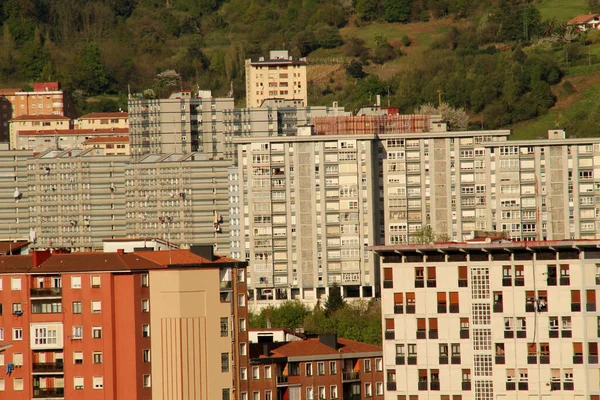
[83, 136, 129, 144]
[269, 337, 382, 358]
[0, 89, 21, 95]
[567, 14, 600, 24]
[135, 249, 239, 266]
[18, 128, 128, 136]
[10, 115, 70, 121]
[79, 112, 128, 119]
[0, 241, 30, 255]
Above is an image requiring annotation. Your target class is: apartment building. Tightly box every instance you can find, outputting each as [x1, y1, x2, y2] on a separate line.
[13, 128, 128, 153]
[75, 112, 128, 129]
[9, 115, 71, 149]
[0, 245, 248, 400]
[0, 82, 76, 143]
[247, 334, 383, 400]
[245, 50, 307, 108]
[128, 90, 234, 158]
[374, 239, 600, 400]
[82, 136, 130, 155]
[232, 125, 381, 305]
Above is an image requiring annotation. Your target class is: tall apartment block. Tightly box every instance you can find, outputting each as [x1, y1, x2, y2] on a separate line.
[374, 239, 600, 400]
[0, 246, 248, 400]
[245, 50, 307, 107]
[128, 90, 235, 158]
[232, 125, 381, 304]
[0, 82, 76, 143]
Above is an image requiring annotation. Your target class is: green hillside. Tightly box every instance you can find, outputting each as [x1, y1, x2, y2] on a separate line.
[1, 0, 600, 136]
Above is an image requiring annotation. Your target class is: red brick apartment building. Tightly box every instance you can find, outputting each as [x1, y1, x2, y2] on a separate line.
[0, 245, 249, 400]
[247, 334, 384, 400]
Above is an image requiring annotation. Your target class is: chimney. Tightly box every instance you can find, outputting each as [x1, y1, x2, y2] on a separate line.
[32, 250, 52, 267]
[190, 244, 215, 261]
[319, 333, 338, 350]
[117, 248, 125, 255]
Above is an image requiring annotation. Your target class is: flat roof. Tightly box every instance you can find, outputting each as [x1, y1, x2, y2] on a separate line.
[370, 239, 600, 253]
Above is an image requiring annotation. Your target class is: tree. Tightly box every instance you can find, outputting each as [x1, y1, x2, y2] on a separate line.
[416, 102, 469, 131]
[383, 0, 412, 23]
[346, 60, 367, 79]
[410, 225, 450, 244]
[356, 0, 380, 21]
[344, 37, 369, 60]
[325, 283, 345, 316]
[315, 25, 344, 49]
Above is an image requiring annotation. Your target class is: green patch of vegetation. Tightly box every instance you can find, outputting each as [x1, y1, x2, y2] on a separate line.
[535, 0, 587, 22]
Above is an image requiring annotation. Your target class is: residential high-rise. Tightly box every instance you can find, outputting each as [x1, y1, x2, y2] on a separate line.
[244, 50, 308, 108]
[0, 246, 248, 400]
[373, 239, 600, 400]
[128, 90, 235, 158]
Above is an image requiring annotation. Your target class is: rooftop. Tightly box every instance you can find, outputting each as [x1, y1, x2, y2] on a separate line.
[370, 239, 600, 253]
[567, 14, 600, 24]
[0, 241, 30, 255]
[10, 115, 70, 121]
[267, 337, 382, 359]
[18, 128, 128, 136]
[79, 111, 128, 119]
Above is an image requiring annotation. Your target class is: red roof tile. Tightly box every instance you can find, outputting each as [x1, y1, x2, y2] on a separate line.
[567, 14, 600, 24]
[10, 115, 70, 121]
[269, 337, 382, 358]
[135, 249, 239, 266]
[79, 112, 128, 119]
[0, 241, 30, 255]
[18, 128, 128, 136]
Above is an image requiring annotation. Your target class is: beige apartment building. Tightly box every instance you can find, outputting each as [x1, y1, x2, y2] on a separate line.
[245, 50, 307, 108]
[82, 136, 130, 155]
[9, 114, 71, 149]
[13, 128, 129, 153]
[374, 239, 600, 400]
[128, 90, 234, 158]
[76, 111, 128, 129]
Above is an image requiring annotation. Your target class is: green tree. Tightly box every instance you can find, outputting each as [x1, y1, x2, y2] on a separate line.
[73, 43, 110, 95]
[17, 37, 50, 80]
[325, 283, 345, 316]
[383, 0, 412, 23]
[346, 60, 367, 79]
[356, 0, 380, 21]
[315, 25, 344, 49]
[270, 300, 310, 330]
[410, 225, 451, 244]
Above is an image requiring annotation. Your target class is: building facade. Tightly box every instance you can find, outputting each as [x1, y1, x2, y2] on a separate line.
[245, 50, 307, 108]
[247, 334, 384, 400]
[9, 115, 71, 149]
[0, 246, 248, 400]
[374, 240, 600, 400]
[75, 112, 128, 130]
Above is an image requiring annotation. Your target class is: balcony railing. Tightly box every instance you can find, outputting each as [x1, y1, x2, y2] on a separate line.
[449, 305, 459, 313]
[418, 382, 428, 391]
[495, 355, 505, 364]
[32, 362, 64, 373]
[504, 330, 514, 339]
[527, 355, 537, 364]
[546, 277, 557, 286]
[385, 331, 395, 340]
[429, 330, 438, 339]
[563, 382, 574, 390]
[430, 381, 440, 391]
[342, 372, 360, 382]
[573, 355, 583, 364]
[276, 376, 289, 385]
[514, 277, 525, 286]
[506, 382, 516, 391]
[437, 304, 447, 313]
[571, 302, 581, 312]
[462, 382, 471, 391]
[395, 356, 405, 365]
[416, 329, 426, 339]
[589, 355, 599, 364]
[426, 279, 436, 288]
[493, 303, 503, 313]
[407, 356, 417, 365]
[394, 305, 403, 314]
[460, 329, 469, 339]
[518, 382, 529, 391]
[540, 355, 550, 364]
[458, 279, 467, 287]
[502, 277, 512, 286]
[383, 280, 393, 289]
[587, 302, 597, 312]
[33, 388, 64, 398]
[562, 330, 572, 338]
[516, 330, 527, 339]
[560, 277, 570, 286]
[30, 288, 62, 297]
[451, 356, 461, 364]
[549, 330, 559, 338]
[405, 305, 415, 314]
[387, 382, 397, 391]
[414, 279, 424, 288]
[439, 356, 448, 365]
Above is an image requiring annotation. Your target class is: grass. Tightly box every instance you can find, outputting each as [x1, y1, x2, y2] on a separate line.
[511, 83, 600, 140]
[535, 0, 588, 22]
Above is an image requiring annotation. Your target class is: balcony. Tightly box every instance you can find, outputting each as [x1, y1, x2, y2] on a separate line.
[385, 331, 395, 340]
[437, 305, 447, 313]
[525, 303, 535, 312]
[562, 330, 572, 338]
[589, 355, 599, 364]
[587, 302, 597, 312]
[506, 382, 516, 391]
[571, 303, 581, 312]
[493, 303, 503, 313]
[418, 382, 428, 391]
[414, 279, 424, 288]
[449, 305, 459, 313]
[30, 288, 62, 297]
[504, 330, 514, 339]
[540, 355, 550, 364]
[430, 381, 440, 391]
[407, 356, 417, 365]
[387, 382, 397, 391]
[439, 356, 448, 365]
[458, 279, 467, 288]
[550, 382, 561, 391]
[549, 330, 559, 338]
[33, 388, 64, 398]
[429, 330, 438, 339]
[276, 376, 289, 386]
[462, 382, 471, 391]
[502, 277, 512, 287]
[573, 355, 583, 364]
[518, 382, 529, 391]
[426, 279, 436, 288]
[32, 362, 64, 373]
[383, 280, 393, 289]
[527, 355, 537, 364]
[460, 329, 469, 339]
[516, 330, 527, 339]
[416, 329, 426, 339]
[406, 305, 415, 314]
[515, 277, 525, 286]
[342, 372, 360, 382]
[451, 356, 461, 364]
[395, 356, 405, 365]
[394, 305, 403, 314]
[546, 277, 557, 286]
[563, 382, 574, 390]
[560, 276, 570, 286]
[220, 281, 233, 290]
[495, 355, 505, 364]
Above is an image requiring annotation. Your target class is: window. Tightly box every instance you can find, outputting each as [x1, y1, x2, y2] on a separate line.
[221, 353, 229, 372]
[0, 378, 4, 391]
[238, 294, 246, 307]
[71, 276, 81, 289]
[142, 324, 150, 337]
[11, 277, 21, 290]
[141, 299, 149, 312]
[93, 352, 103, 364]
[252, 366, 260, 379]
[375, 358, 382, 371]
[0, 328, 3, 341]
[12, 328, 22, 340]
[12, 353, 23, 366]
[91, 301, 101, 313]
[240, 342, 247, 356]
[253, 392, 260, 400]
[265, 365, 272, 379]
[74, 377, 84, 390]
[376, 382, 383, 395]
[239, 318, 247, 332]
[330, 361, 337, 374]
[364, 359, 372, 372]
[72, 301, 82, 314]
[91, 276, 101, 288]
[330, 385, 338, 399]
[143, 375, 151, 388]
[365, 382, 372, 397]
[13, 378, 23, 391]
[74, 351, 83, 364]
[317, 362, 325, 375]
[221, 317, 228, 336]
[306, 387, 314, 400]
[306, 362, 313, 376]
[317, 387, 325, 400]
[93, 376, 104, 389]
[141, 273, 149, 287]
[12, 303, 21, 314]
[143, 349, 150, 363]
[32, 326, 58, 346]
[92, 326, 102, 339]
[72, 326, 83, 339]
[240, 367, 247, 380]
